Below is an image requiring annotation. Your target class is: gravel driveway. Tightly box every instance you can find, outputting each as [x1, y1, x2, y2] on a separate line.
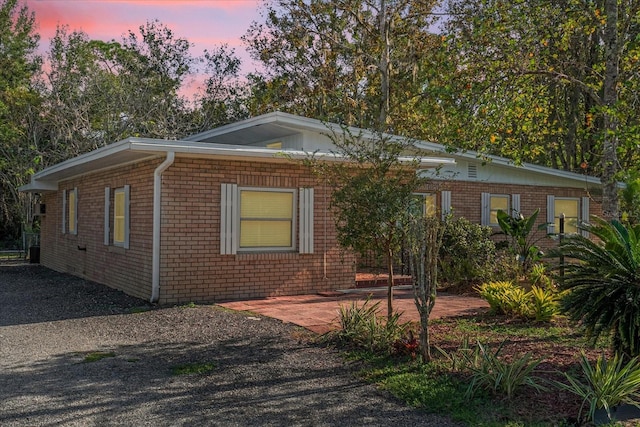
[0, 265, 461, 426]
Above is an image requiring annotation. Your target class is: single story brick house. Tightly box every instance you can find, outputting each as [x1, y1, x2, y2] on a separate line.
[20, 112, 602, 303]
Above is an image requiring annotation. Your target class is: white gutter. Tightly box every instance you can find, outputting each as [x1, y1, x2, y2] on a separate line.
[151, 152, 175, 303]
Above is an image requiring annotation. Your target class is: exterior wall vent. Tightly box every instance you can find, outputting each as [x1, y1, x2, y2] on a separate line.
[468, 163, 478, 179]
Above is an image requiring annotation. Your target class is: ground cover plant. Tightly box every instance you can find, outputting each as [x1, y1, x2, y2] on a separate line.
[324, 310, 615, 426]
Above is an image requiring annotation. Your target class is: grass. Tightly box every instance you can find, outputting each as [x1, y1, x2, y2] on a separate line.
[83, 351, 116, 363]
[327, 315, 611, 426]
[171, 361, 216, 376]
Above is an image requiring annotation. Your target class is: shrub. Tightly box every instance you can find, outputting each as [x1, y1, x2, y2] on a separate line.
[553, 218, 640, 356]
[476, 281, 560, 321]
[334, 298, 408, 354]
[529, 285, 559, 322]
[529, 263, 554, 289]
[464, 341, 546, 400]
[555, 352, 640, 423]
[439, 217, 497, 289]
[475, 281, 517, 315]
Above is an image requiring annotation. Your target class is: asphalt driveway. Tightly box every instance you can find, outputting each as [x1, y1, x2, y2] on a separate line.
[0, 265, 461, 426]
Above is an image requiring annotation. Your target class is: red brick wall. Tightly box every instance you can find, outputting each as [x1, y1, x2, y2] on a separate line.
[38, 154, 601, 303]
[158, 157, 354, 303]
[433, 180, 603, 250]
[40, 159, 158, 300]
[40, 156, 355, 304]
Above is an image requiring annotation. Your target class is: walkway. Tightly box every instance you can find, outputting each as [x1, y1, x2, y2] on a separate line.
[218, 287, 489, 334]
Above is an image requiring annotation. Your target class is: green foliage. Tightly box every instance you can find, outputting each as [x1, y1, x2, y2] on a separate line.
[555, 352, 640, 423]
[464, 341, 547, 400]
[171, 362, 216, 376]
[435, 335, 479, 373]
[553, 217, 640, 357]
[243, 0, 440, 132]
[83, 351, 116, 363]
[476, 281, 559, 322]
[620, 172, 640, 226]
[528, 286, 560, 323]
[496, 209, 547, 272]
[333, 298, 408, 354]
[439, 216, 498, 287]
[476, 281, 520, 315]
[528, 263, 554, 289]
[0, 0, 41, 240]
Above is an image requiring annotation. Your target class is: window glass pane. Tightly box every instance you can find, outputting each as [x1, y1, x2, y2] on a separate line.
[425, 194, 437, 217]
[489, 195, 509, 225]
[68, 191, 76, 233]
[240, 191, 293, 219]
[240, 221, 292, 247]
[490, 195, 509, 210]
[114, 190, 125, 243]
[555, 199, 579, 234]
[239, 190, 294, 249]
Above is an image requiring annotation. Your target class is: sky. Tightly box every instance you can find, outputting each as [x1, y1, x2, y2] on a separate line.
[23, 0, 264, 76]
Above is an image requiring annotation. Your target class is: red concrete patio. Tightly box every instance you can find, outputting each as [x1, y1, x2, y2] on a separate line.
[218, 287, 489, 334]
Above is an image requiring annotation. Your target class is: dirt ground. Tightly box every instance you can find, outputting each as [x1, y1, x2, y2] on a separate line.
[0, 265, 462, 427]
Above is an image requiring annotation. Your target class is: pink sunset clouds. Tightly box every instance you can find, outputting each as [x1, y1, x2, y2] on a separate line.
[24, 0, 264, 72]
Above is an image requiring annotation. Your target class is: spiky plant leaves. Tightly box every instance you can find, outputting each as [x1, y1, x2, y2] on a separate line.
[554, 217, 640, 357]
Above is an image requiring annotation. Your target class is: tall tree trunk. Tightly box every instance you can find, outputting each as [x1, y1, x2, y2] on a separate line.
[378, 0, 390, 130]
[602, 0, 619, 219]
[386, 245, 394, 320]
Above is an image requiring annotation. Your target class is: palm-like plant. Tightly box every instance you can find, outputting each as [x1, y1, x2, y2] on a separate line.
[554, 217, 640, 357]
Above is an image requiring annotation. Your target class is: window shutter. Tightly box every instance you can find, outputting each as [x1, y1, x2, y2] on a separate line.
[62, 190, 67, 234]
[546, 195, 555, 234]
[481, 192, 490, 226]
[581, 197, 590, 238]
[104, 187, 110, 245]
[441, 191, 452, 220]
[220, 183, 237, 254]
[298, 188, 314, 254]
[512, 194, 521, 217]
[123, 185, 130, 249]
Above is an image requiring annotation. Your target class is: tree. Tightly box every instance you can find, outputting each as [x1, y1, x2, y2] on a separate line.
[189, 45, 249, 133]
[439, 0, 640, 217]
[309, 128, 424, 318]
[244, 0, 440, 133]
[553, 217, 640, 357]
[36, 20, 197, 166]
[0, 0, 41, 241]
[407, 215, 444, 361]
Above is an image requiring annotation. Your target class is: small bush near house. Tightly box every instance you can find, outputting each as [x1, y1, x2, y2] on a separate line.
[439, 217, 498, 290]
[464, 341, 547, 400]
[555, 352, 640, 424]
[476, 281, 559, 321]
[330, 298, 409, 354]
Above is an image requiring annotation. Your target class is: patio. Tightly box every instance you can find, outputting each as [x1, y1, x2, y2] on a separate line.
[218, 287, 489, 334]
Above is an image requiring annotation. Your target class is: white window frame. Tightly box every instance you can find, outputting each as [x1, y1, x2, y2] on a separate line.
[547, 196, 585, 235]
[62, 187, 78, 235]
[237, 187, 297, 253]
[481, 193, 519, 226]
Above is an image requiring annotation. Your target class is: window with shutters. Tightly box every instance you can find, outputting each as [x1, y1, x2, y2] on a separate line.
[239, 188, 295, 251]
[220, 185, 313, 254]
[481, 193, 520, 226]
[546, 195, 589, 237]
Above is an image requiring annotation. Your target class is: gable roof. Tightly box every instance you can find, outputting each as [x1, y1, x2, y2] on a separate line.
[186, 111, 601, 188]
[20, 112, 600, 192]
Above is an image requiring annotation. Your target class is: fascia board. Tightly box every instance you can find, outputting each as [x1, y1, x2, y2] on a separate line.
[413, 141, 602, 186]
